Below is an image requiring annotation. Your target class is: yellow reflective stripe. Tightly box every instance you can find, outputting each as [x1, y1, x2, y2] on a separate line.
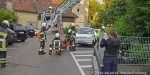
[39, 47, 42, 51]
[0, 60, 6, 63]
[0, 32, 7, 38]
[40, 32, 45, 40]
[0, 48, 7, 51]
[0, 39, 6, 41]
[54, 40, 61, 42]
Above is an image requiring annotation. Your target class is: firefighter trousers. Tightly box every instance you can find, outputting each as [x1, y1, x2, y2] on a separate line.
[39, 41, 45, 52]
[70, 39, 76, 51]
[0, 51, 7, 66]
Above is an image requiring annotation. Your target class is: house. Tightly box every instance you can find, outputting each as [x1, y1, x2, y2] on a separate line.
[0, 0, 89, 29]
[72, 0, 89, 27]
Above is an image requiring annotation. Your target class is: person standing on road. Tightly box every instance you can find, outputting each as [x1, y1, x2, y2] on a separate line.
[70, 23, 77, 51]
[38, 23, 51, 55]
[0, 20, 11, 68]
[62, 29, 72, 49]
[100, 29, 120, 75]
[96, 26, 105, 42]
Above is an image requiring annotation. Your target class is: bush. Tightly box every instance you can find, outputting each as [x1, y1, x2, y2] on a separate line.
[0, 8, 18, 24]
[62, 27, 69, 33]
[52, 30, 58, 34]
[113, 16, 134, 36]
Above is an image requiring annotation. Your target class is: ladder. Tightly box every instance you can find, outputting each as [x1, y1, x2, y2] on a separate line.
[41, 0, 81, 28]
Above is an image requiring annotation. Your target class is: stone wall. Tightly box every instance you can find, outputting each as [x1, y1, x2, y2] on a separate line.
[118, 65, 149, 75]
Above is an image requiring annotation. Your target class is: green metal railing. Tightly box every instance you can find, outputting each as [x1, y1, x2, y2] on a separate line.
[118, 36, 150, 65]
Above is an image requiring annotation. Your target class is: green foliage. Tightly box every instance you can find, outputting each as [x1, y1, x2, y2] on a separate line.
[98, 0, 150, 37]
[88, 0, 103, 27]
[52, 30, 58, 34]
[129, 41, 150, 64]
[119, 36, 150, 64]
[124, 0, 150, 36]
[105, 26, 114, 34]
[62, 27, 69, 33]
[113, 17, 134, 36]
[0, 9, 18, 24]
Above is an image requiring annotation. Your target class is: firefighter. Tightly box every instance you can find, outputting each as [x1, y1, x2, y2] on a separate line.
[38, 23, 51, 55]
[49, 33, 62, 55]
[96, 26, 105, 42]
[69, 23, 77, 51]
[62, 29, 72, 49]
[45, 6, 53, 20]
[0, 20, 11, 68]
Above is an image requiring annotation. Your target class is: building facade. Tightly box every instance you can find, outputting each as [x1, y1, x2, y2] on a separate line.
[72, 0, 89, 27]
[0, 0, 89, 29]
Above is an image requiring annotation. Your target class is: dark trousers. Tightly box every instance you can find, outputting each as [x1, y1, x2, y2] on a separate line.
[70, 39, 76, 51]
[103, 58, 118, 75]
[0, 51, 7, 64]
[39, 41, 45, 52]
[54, 24, 57, 28]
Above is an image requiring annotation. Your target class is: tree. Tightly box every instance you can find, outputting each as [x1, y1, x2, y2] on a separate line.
[113, 16, 134, 36]
[88, 0, 103, 27]
[103, 0, 115, 10]
[124, 0, 150, 36]
[0, 9, 18, 24]
[98, 0, 115, 28]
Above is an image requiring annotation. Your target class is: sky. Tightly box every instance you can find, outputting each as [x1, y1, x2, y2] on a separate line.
[98, 0, 104, 4]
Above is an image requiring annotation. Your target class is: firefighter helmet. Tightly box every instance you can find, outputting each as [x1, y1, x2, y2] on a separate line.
[3, 20, 9, 26]
[102, 26, 105, 29]
[55, 33, 60, 37]
[42, 23, 46, 27]
[70, 23, 75, 26]
[49, 6, 52, 9]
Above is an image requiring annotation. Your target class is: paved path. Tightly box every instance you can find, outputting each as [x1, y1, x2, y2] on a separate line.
[0, 34, 95, 75]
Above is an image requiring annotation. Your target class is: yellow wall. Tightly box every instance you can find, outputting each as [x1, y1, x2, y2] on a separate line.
[15, 11, 41, 29]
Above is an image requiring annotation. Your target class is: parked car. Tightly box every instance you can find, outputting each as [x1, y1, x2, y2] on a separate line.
[75, 27, 97, 47]
[7, 28, 17, 45]
[34, 28, 40, 35]
[9, 24, 27, 42]
[25, 26, 35, 37]
[94, 29, 100, 34]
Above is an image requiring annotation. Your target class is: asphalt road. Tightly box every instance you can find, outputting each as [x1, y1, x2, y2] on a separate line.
[0, 34, 94, 75]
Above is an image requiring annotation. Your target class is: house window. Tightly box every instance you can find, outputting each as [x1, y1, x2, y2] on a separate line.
[77, 8, 80, 12]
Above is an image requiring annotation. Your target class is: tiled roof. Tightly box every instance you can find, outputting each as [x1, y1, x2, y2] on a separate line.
[11, 0, 62, 13]
[63, 10, 78, 18]
[1, 0, 78, 18]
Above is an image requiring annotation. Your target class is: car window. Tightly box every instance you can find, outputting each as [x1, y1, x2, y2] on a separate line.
[14, 26, 26, 30]
[95, 30, 98, 33]
[26, 26, 33, 30]
[7, 28, 15, 33]
[78, 28, 92, 34]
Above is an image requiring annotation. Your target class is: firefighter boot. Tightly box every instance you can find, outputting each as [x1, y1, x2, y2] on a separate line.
[58, 51, 61, 56]
[49, 48, 52, 55]
[38, 51, 44, 55]
[72, 46, 76, 51]
[1, 63, 6, 68]
[42, 50, 46, 54]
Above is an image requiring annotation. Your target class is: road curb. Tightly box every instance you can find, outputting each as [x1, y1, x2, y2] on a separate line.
[92, 56, 99, 75]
